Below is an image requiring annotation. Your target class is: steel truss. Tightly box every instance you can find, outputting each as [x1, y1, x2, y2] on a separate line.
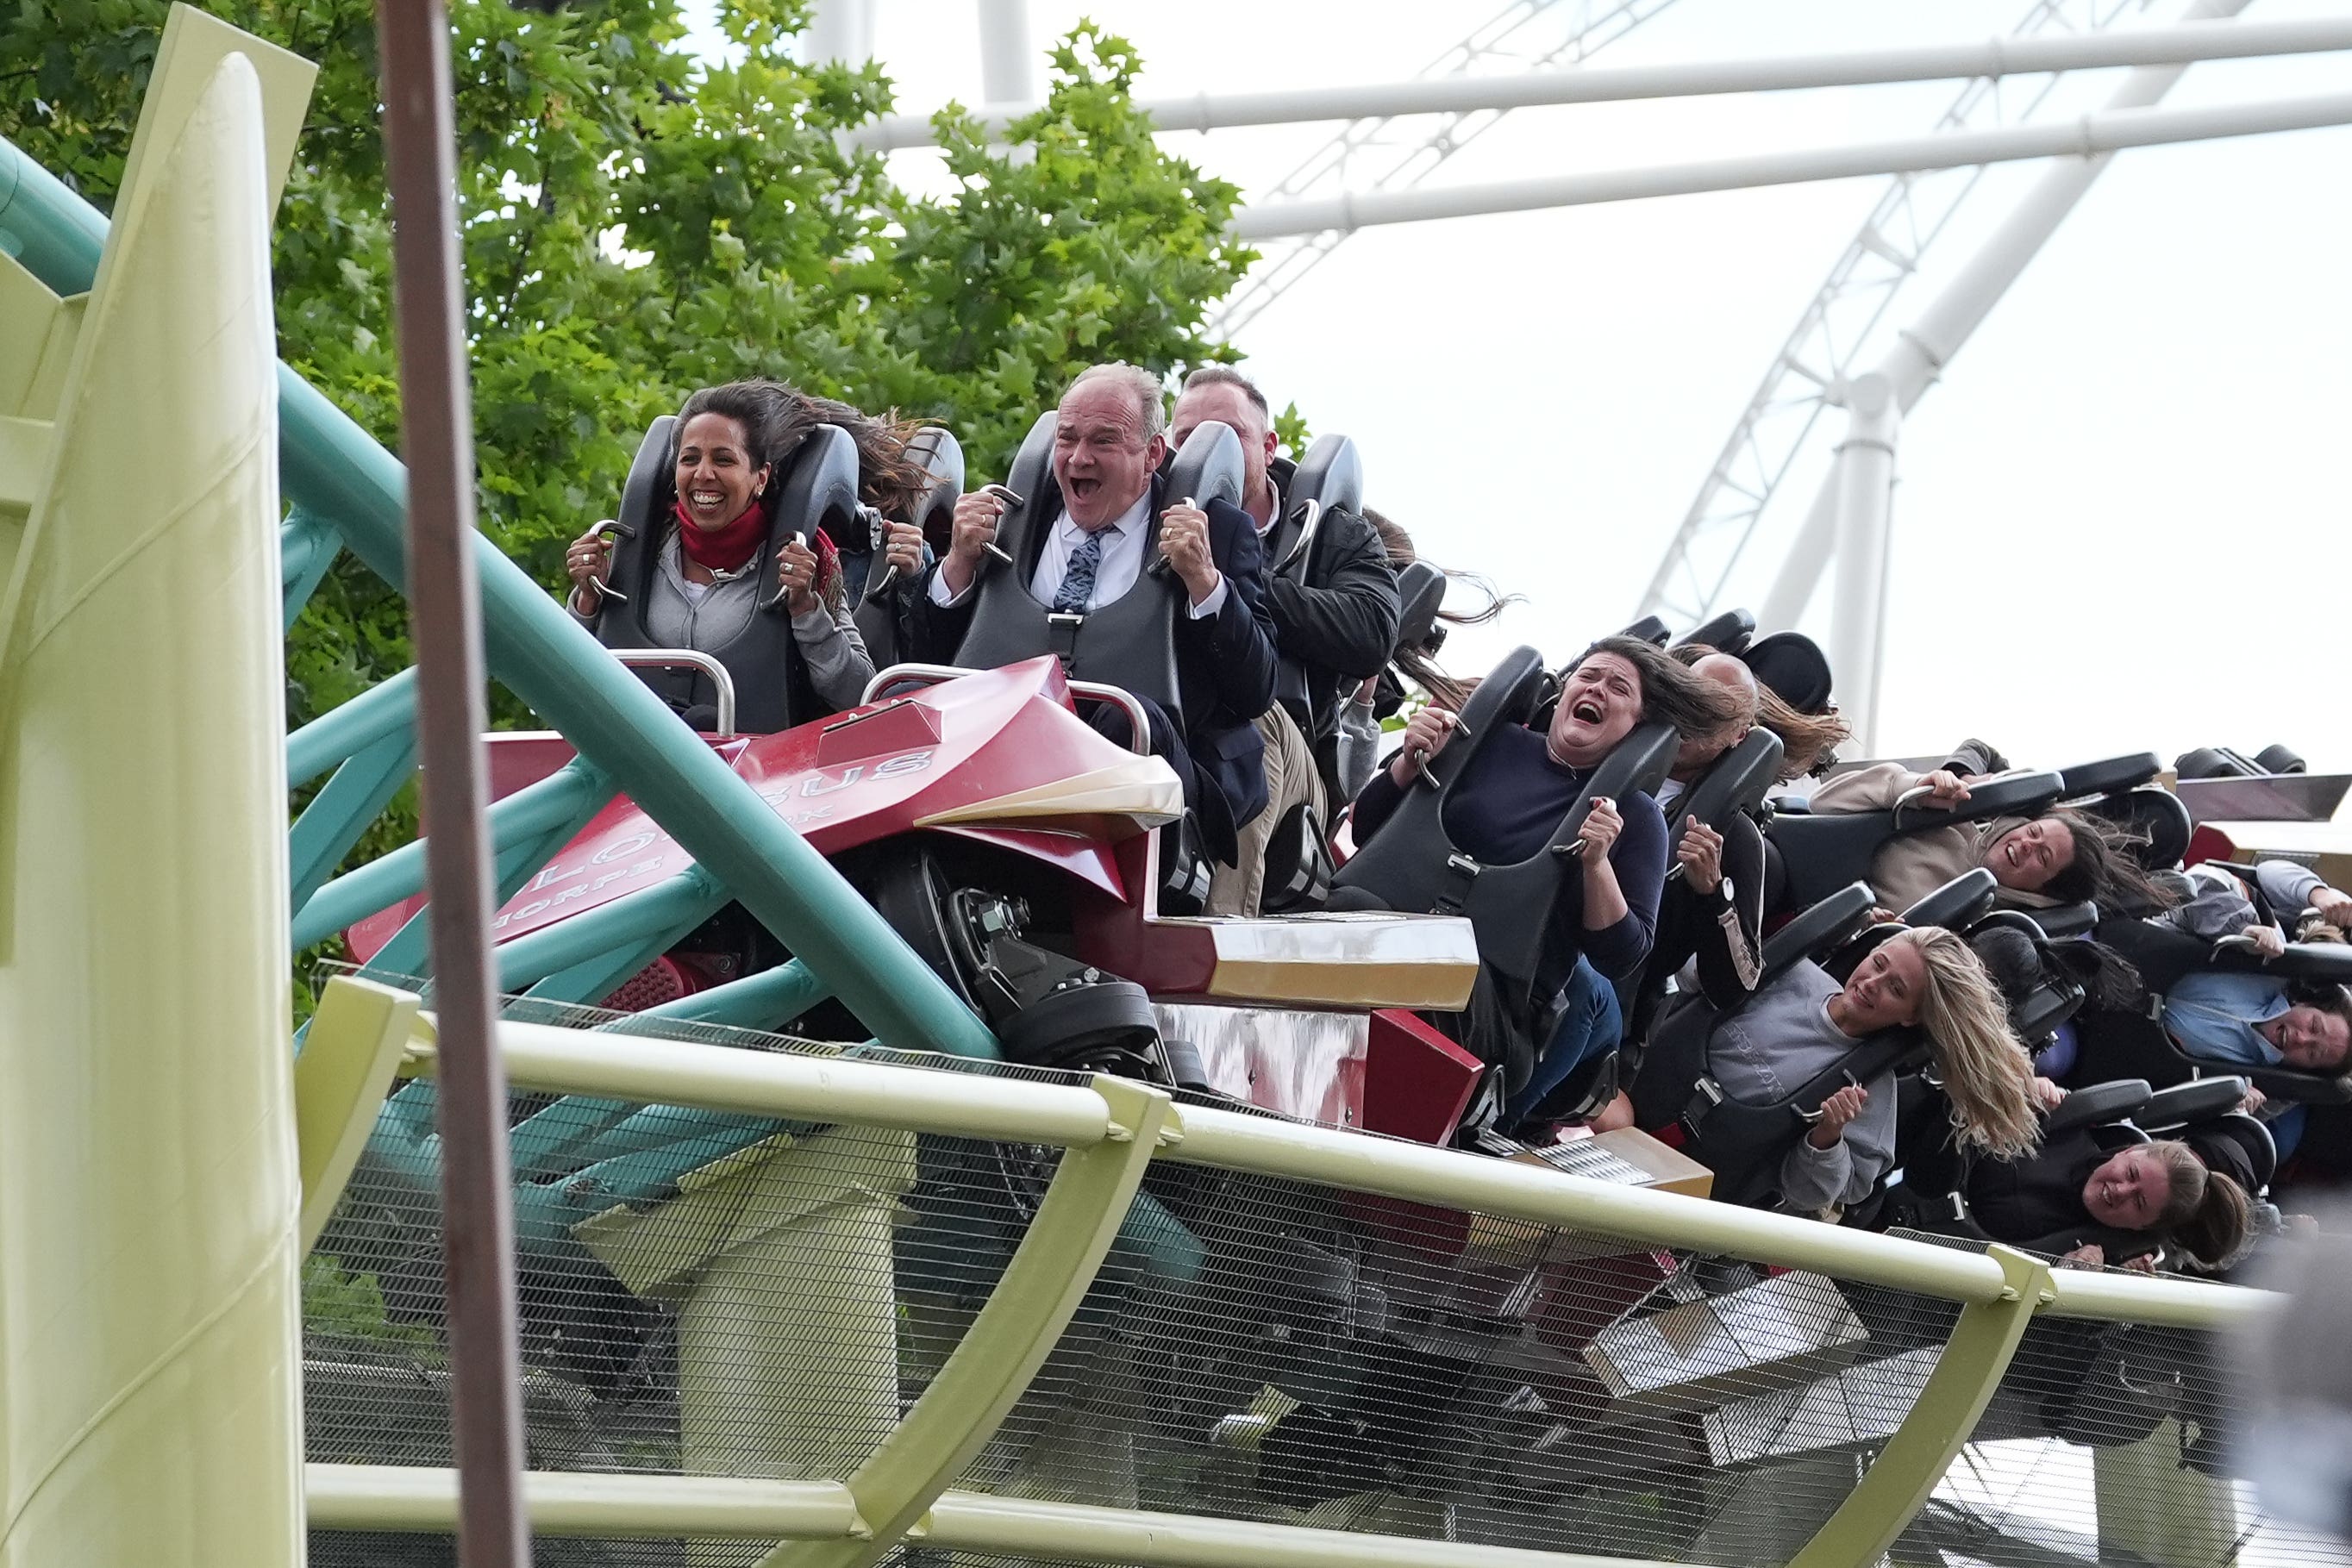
[1208, 0, 1680, 340]
[1636, 0, 2165, 628]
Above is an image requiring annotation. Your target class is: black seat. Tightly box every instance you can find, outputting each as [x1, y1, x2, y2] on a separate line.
[2047, 1078, 2155, 1136]
[1392, 560, 1448, 658]
[854, 425, 964, 667]
[1740, 631, 1834, 716]
[2255, 744, 2307, 776]
[1675, 608, 1755, 655]
[2188, 1113, 2278, 1193]
[1619, 615, 1672, 647]
[1669, 728, 1783, 862]
[951, 415, 1243, 714]
[2136, 1077, 2251, 1132]
[2176, 747, 2264, 780]
[1898, 868, 1999, 933]
[1329, 646, 1675, 1034]
[2079, 785, 2191, 873]
[595, 413, 858, 732]
[1263, 434, 1363, 728]
[2060, 753, 2161, 800]
[1768, 770, 2067, 911]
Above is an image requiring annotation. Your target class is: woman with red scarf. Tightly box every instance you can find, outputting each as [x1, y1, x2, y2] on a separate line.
[564, 382, 921, 720]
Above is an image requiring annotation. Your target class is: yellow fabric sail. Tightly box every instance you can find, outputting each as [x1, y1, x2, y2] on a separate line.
[0, 49, 300, 1568]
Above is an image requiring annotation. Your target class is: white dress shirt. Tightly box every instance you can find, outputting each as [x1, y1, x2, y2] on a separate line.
[930, 490, 1226, 618]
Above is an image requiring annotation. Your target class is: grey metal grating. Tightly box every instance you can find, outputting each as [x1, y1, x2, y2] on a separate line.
[301, 978, 2346, 1567]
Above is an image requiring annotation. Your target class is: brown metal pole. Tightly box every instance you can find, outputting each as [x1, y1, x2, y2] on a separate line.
[373, 1, 532, 1563]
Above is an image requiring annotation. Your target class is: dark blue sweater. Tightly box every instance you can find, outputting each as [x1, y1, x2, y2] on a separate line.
[1352, 722, 1666, 981]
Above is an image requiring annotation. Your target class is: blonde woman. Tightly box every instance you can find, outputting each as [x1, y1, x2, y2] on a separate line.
[1645, 926, 2042, 1215]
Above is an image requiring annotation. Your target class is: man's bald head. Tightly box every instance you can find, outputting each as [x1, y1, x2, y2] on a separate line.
[1691, 652, 1759, 724]
[1671, 652, 1759, 779]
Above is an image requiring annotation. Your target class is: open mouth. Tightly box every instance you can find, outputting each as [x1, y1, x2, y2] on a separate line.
[688, 489, 728, 512]
[2005, 840, 2022, 868]
[1569, 698, 1605, 724]
[1068, 477, 1102, 503]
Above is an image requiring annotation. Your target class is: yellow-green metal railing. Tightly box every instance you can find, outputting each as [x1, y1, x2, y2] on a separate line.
[298, 975, 2279, 1568]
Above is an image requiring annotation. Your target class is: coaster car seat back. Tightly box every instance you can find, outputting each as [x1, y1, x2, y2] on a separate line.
[596, 412, 848, 732]
[854, 424, 964, 666]
[1676, 608, 1755, 656]
[1392, 561, 1448, 657]
[1629, 881, 1874, 1133]
[1619, 614, 1672, 647]
[1740, 631, 1834, 716]
[2080, 784, 2192, 874]
[1769, 769, 2066, 911]
[1898, 868, 1999, 933]
[1330, 646, 1674, 1022]
[1265, 432, 1362, 726]
[2060, 753, 2161, 800]
[954, 411, 1223, 715]
[1672, 728, 1784, 857]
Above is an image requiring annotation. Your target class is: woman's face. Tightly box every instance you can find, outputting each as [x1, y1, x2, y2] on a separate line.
[2082, 1145, 2172, 1230]
[1839, 937, 1926, 1033]
[674, 412, 765, 533]
[1986, 817, 2076, 893]
[1549, 653, 1642, 766]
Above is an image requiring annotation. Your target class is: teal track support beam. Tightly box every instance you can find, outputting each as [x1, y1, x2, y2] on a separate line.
[282, 506, 341, 632]
[3, 132, 998, 1062]
[501, 867, 729, 998]
[634, 959, 833, 1031]
[288, 668, 417, 786]
[288, 731, 417, 909]
[294, 759, 609, 952]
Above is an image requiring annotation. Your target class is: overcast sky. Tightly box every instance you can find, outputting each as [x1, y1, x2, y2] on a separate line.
[695, 0, 2352, 772]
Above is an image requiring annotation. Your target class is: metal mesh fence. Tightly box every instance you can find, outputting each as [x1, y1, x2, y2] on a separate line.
[302, 978, 2347, 1568]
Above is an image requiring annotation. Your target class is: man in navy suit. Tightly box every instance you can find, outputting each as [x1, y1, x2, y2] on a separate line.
[917, 362, 1278, 871]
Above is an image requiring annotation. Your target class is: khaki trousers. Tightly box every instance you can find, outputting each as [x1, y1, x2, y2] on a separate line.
[1206, 706, 1324, 916]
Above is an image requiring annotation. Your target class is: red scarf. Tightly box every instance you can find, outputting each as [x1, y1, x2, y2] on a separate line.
[672, 499, 844, 599]
[673, 498, 766, 574]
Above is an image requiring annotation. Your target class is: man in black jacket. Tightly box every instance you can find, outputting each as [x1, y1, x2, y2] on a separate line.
[1172, 367, 1398, 912]
[915, 363, 1279, 870]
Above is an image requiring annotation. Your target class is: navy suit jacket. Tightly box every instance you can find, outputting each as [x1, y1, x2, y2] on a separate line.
[910, 475, 1279, 862]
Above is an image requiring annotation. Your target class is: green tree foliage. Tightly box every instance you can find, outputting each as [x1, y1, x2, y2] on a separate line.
[1, 0, 1254, 742]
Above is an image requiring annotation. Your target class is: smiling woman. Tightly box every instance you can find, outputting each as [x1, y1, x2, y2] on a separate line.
[564, 380, 930, 727]
[1967, 1129, 2254, 1270]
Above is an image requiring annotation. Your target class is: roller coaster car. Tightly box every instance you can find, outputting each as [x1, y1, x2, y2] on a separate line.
[345, 653, 1490, 1141]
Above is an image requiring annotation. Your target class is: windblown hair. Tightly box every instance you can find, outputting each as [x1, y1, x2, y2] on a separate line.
[1901, 927, 2042, 1160]
[2149, 1139, 2255, 1267]
[1757, 684, 1851, 779]
[2045, 810, 2184, 912]
[1361, 506, 1518, 712]
[679, 379, 936, 610]
[1569, 636, 1749, 743]
[1670, 643, 1849, 778]
[1064, 361, 1168, 441]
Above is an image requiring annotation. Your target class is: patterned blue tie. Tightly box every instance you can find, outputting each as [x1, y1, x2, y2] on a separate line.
[1053, 527, 1105, 614]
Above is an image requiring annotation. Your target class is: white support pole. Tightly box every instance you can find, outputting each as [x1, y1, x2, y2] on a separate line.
[976, 0, 1035, 110]
[856, 11, 2352, 151]
[1827, 375, 1901, 755]
[1233, 73, 2344, 240]
[804, 0, 872, 67]
[1764, 0, 2249, 633]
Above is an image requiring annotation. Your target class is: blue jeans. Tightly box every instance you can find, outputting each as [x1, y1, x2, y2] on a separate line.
[1503, 955, 1623, 1128]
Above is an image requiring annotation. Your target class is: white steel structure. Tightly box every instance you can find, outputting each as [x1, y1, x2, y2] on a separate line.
[1636, 0, 2194, 638]
[1224, 83, 2352, 236]
[1207, 0, 1678, 339]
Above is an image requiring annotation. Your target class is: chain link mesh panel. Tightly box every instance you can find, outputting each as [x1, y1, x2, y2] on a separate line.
[302, 978, 2347, 1568]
